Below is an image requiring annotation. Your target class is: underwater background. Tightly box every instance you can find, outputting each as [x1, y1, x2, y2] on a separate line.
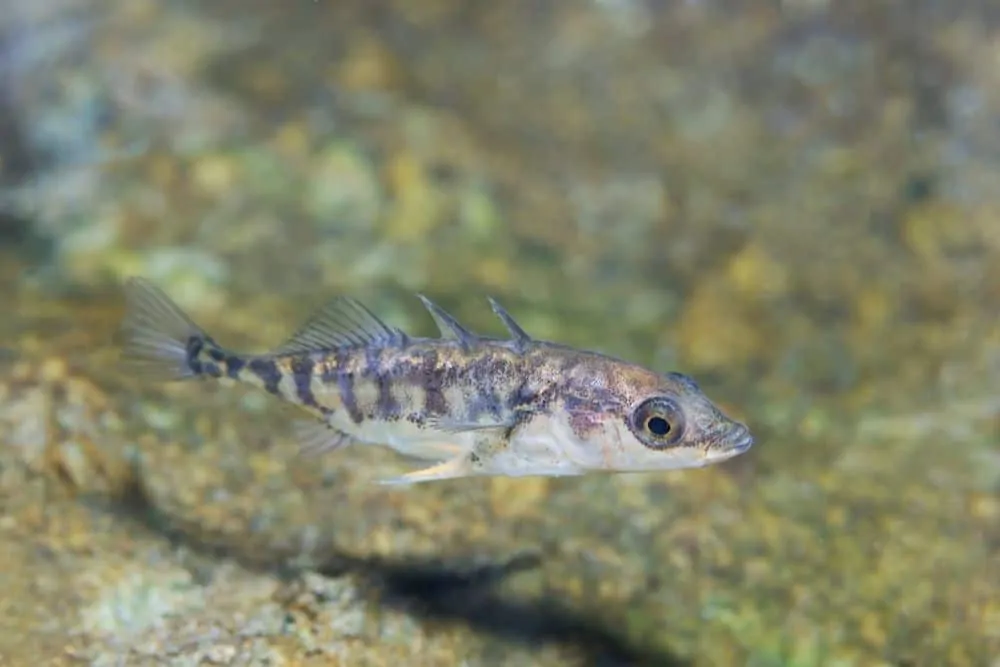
[0, 1, 997, 665]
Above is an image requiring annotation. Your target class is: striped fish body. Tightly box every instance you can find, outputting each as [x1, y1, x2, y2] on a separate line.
[227, 341, 541, 463]
[120, 278, 754, 485]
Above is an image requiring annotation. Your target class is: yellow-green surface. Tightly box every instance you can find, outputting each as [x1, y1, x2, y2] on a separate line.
[0, 1, 998, 665]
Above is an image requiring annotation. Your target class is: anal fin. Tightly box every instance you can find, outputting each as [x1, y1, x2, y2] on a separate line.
[293, 419, 354, 457]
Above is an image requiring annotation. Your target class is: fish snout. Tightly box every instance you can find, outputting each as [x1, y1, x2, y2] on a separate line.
[725, 422, 754, 454]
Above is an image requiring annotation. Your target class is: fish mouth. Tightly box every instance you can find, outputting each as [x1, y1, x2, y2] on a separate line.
[703, 424, 753, 463]
[727, 425, 754, 454]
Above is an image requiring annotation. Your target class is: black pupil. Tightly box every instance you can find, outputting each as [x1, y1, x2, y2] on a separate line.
[647, 416, 670, 436]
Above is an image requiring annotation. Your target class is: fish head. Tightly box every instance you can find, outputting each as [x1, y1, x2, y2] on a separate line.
[556, 362, 753, 473]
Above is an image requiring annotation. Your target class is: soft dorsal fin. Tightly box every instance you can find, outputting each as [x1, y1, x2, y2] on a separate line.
[272, 296, 403, 354]
[486, 297, 532, 350]
[416, 294, 477, 349]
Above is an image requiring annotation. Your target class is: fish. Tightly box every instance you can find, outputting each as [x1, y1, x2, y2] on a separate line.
[118, 276, 754, 485]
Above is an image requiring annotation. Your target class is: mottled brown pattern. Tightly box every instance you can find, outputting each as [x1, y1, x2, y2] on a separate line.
[364, 340, 637, 438]
[223, 353, 246, 380]
[365, 347, 400, 422]
[329, 348, 363, 424]
[201, 360, 223, 378]
[247, 358, 282, 396]
[184, 335, 206, 375]
[418, 348, 449, 417]
[190, 339, 244, 383]
[519, 344, 660, 440]
[225, 327, 725, 456]
[289, 355, 317, 409]
[295, 340, 538, 430]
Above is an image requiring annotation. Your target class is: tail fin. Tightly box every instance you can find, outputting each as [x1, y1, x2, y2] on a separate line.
[119, 277, 212, 381]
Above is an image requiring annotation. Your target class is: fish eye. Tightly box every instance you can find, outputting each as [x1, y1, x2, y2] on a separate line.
[646, 416, 670, 436]
[629, 397, 685, 449]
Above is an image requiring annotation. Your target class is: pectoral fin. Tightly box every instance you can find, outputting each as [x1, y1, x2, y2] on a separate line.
[378, 423, 517, 486]
[423, 410, 526, 437]
[378, 455, 476, 486]
[292, 419, 354, 457]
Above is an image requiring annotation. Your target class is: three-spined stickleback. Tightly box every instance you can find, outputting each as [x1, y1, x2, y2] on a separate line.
[119, 277, 753, 485]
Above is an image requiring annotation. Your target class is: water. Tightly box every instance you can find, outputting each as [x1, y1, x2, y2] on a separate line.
[0, 1, 996, 665]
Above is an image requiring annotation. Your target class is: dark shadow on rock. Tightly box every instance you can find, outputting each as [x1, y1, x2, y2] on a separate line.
[328, 552, 689, 667]
[95, 470, 691, 667]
